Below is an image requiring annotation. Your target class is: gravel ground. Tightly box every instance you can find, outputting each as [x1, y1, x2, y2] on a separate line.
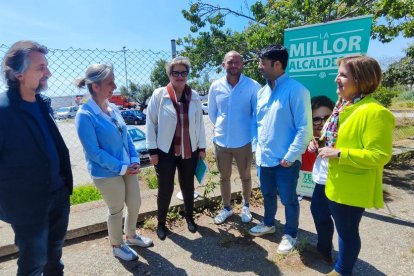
[0, 160, 413, 276]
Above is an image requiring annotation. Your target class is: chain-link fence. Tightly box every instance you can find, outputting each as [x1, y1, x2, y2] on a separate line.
[1, 44, 412, 186]
[0, 44, 172, 186]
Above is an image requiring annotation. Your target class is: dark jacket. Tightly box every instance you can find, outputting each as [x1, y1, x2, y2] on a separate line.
[0, 87, 73, 225]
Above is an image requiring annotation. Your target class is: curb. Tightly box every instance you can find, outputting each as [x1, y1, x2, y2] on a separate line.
[1, 144, 412, 258]
[0, 188, 248, 258]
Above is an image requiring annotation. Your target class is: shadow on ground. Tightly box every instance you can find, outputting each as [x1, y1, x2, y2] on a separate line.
[383, 159, 414, 199]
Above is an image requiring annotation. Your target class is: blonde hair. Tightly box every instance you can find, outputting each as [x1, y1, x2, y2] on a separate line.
[337, 55, 382, 95]
[165, 56, 191, 76]
[75, 64, 113, 95]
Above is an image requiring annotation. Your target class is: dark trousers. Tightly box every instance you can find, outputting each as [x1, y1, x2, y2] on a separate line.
[328, 199, 365, 276]
[155, 148, 199, 225]
[310, 184, 334, 257]
[11, 186, 70, 276]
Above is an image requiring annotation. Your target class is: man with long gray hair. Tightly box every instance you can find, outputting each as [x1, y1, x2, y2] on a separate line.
[0, 40, 73, 275]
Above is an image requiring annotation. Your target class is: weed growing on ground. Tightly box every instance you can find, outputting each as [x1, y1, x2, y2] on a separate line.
[143, 216, 157, 230]
[411, 247, 414, 254]
[203, 174, 219, 199]
[166, 206, 181, 224]
[295, 238, 313, 253]
[251, 189, 263, 206]
[70, 184, 102, 205]
[141, 167, 158, 189]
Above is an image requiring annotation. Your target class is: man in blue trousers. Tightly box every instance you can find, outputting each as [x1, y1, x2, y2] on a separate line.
[0, 40, 73, 275]
[249, 45, 312, 255]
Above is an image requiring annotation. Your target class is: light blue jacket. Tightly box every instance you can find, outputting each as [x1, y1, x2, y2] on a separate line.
[75, 99, 138, 178]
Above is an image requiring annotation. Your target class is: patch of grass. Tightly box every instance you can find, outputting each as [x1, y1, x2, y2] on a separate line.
[410, 247, 414, 254]
[146, 175, 158, 189]
[70, 184, 102, 205]
[143, 216, 157, 230]
[295, 238, 313, 253]
[166, 206, 181, 223]
[141, 167, 158, 189]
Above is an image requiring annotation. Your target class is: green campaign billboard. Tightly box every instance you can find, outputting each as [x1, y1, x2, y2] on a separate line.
[284, 15, 373, 101]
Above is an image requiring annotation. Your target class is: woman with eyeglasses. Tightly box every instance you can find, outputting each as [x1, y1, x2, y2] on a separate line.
[75, 64, 152, 262]
[146, 56, 206, 240]
[311, 56, 394, 276]
[303, 95, 335, 264]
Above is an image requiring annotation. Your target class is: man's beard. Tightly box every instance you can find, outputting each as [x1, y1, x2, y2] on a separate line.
[35, 80, 48, 94]
[226, 68, 242, 77]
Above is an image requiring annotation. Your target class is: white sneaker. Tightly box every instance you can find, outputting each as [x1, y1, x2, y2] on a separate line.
[113, 244, 138, 261]
[277, 234, 297, 254]
[214, 208, 233, 224]
[240, 206, 252, 223]
[249, 222, 276, 236]
[126, 234, 153, 248]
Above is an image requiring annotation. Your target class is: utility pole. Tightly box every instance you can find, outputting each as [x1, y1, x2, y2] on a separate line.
[122, 46, 128, 89]
[171, 39, 177, 58]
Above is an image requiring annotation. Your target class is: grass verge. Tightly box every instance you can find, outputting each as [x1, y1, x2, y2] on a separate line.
[70, 184, 102, 205]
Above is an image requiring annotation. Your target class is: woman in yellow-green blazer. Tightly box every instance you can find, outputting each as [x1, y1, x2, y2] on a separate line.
[317, 55, 394, 276]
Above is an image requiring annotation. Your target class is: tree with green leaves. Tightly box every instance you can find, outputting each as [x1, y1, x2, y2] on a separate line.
[150, 59, 170, 88]
[178, 0, 414, 81]
[118, 82, 154, 110]
[382, 44, 414, 90]
[188, 74, 211, 96]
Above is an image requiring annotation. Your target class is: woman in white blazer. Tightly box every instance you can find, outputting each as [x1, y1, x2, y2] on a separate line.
[146, 56, 206, 240]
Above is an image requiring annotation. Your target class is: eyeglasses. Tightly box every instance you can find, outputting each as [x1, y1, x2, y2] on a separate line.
[312, 115, 331, 126]
[111, 118, 123, 134]
[171, 71, 189, 77]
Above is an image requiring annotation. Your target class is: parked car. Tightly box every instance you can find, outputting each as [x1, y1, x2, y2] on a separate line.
[121, 110, 146, 125]
[201, 102, 208, 115]
[127, 126, 149, 164]
[56, 106, 78, 119]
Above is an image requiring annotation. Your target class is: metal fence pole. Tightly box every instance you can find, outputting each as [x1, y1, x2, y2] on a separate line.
[123, 46, 129, 88]
[171, 39, 177, 58]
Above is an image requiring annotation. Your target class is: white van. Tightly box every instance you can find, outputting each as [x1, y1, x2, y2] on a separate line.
[56, 106, 78, 119]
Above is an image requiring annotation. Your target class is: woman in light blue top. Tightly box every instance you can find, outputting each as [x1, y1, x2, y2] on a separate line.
[75, 64, 152, 262]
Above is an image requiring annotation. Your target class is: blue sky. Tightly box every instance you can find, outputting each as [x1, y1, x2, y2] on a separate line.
[1, 0, 412, 61]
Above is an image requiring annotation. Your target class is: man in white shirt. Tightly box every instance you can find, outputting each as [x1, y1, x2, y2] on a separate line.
[208, 51, 261, 224]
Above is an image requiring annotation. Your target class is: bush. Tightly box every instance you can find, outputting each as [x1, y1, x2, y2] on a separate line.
[70, 184, 102, 205]
[373, 86, 397, 108]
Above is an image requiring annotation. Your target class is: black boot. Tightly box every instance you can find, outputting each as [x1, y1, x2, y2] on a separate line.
[157, 223, 168, 240]
[186, 217, 197, 233]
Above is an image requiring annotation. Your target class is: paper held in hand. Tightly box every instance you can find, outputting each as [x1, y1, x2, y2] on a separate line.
[195, 158, 208, 185]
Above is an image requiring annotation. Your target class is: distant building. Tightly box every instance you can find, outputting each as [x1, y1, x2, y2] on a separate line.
[51, 94, 87, 110]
